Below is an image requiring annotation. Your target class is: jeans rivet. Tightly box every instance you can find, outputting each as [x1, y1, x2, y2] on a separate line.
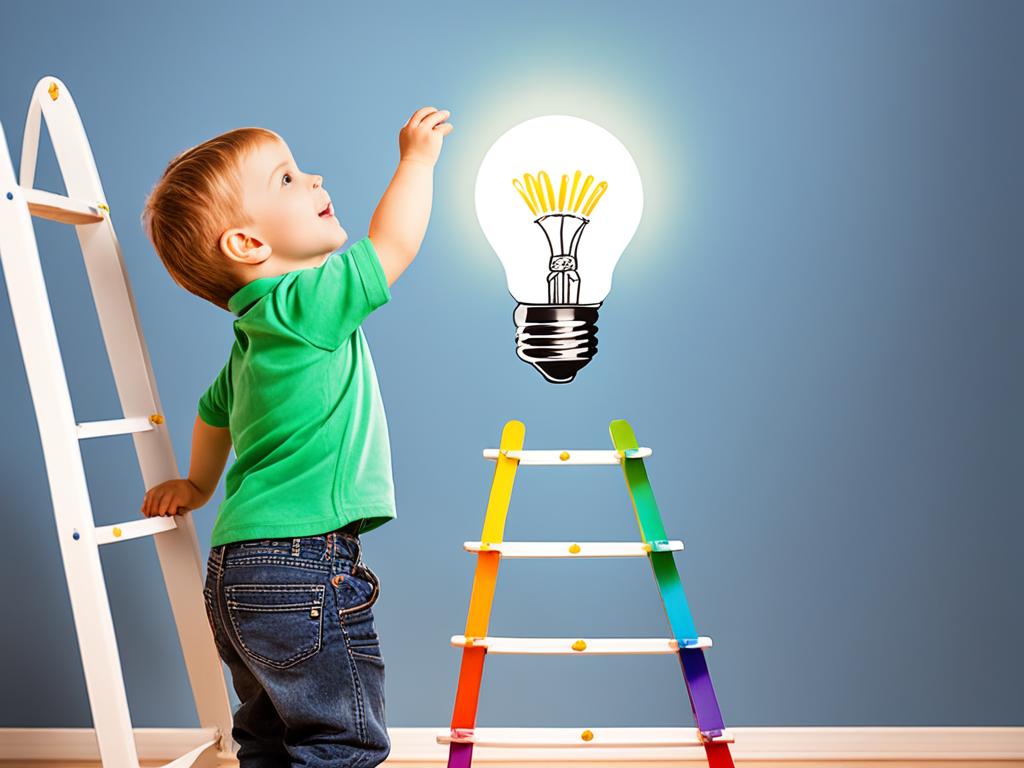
[331, 574, 345, 587]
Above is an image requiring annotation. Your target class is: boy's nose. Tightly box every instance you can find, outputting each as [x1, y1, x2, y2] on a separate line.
[312, 174, 323, 188]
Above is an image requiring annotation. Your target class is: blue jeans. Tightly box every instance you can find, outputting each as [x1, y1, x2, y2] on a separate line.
[203, 526, 390, 767]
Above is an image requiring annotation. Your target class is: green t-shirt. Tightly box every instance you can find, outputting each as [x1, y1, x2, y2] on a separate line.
[197, 236, 395, 546]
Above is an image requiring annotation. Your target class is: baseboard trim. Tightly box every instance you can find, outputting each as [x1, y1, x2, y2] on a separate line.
[0, 726, 1021, 765]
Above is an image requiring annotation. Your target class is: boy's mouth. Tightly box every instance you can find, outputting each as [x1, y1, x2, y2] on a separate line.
[318, 201, 334, 218]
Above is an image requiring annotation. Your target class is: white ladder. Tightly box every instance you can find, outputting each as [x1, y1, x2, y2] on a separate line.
[0, 76, 234, 767]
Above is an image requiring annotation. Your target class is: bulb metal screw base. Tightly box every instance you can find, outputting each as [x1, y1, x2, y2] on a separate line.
[513, 303, 601, 384]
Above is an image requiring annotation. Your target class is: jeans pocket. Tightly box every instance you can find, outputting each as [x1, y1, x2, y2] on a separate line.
[338, 563, 383, 664]
[224, 583, 326, 669]
[337, 562, 380, 617]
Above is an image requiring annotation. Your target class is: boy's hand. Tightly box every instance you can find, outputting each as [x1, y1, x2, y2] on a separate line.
[141, 478, 208, 518]
[399, 107, 453, 167]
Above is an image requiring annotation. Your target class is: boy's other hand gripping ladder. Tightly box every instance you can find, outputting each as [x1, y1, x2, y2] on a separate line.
[0, 76, 234, 767]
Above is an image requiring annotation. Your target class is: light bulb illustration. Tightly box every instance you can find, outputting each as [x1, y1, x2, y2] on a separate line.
[476, 115, 643, 383]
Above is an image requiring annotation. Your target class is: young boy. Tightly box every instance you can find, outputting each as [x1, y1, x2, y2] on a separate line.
[138, 106, 453, 766]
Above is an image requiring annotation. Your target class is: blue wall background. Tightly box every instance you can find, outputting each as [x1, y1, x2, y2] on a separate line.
[1, 0, 1021, 730]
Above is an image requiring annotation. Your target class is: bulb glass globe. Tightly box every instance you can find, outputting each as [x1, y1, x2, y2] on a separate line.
[475, 115, 643, 383]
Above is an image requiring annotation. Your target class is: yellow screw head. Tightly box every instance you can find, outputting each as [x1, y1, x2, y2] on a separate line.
[149, 413, 164, 425]
[581, 729, 594, 742]
[112, 527, 122, 538]
[48, 82, 59, 100]
[568, 543, 581, 554]
[571, 639, 587, 652]
[559, 450, 570, 461]
[479, 542, 490, 551]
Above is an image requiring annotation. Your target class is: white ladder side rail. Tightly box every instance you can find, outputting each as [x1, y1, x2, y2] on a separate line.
[3, 76, 233, 767]
[21, 83, 233, 751]
[19, 74, 234, 767]
[0, 117, 151, 768]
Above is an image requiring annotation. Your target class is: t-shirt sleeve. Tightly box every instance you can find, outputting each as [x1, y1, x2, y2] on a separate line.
[279, 236, 391, 350]
[197, 361, 231, 427]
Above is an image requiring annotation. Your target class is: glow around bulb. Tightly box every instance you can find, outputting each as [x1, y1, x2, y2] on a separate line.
[475, 115, 643, 383]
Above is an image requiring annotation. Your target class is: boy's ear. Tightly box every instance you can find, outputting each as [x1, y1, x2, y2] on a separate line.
[220, 228, 271, 264]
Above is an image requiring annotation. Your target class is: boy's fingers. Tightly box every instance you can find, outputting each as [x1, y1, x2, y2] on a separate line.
[422, 110, 450, 129]
[435, 123, 454, 136]
[406, 107, 438, 128]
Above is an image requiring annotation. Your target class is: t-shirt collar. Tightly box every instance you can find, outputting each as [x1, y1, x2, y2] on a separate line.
[228, 274, 285, 317]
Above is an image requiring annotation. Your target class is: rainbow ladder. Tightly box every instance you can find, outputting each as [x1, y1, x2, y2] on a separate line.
[437, 419, 737, 768]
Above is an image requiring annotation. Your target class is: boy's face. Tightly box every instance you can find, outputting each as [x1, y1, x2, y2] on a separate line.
[225, 136, 347, 272]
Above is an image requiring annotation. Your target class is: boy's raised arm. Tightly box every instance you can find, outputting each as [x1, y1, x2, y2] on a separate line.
[369, 106, 453, 288]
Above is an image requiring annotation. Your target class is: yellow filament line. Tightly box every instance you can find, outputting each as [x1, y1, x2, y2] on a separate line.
[524, 173, 548, 213]
[512, 179, 538, 215]
[582, 181, 608, 216]
[540, 171, 556, 212]
[568, 170, 582, 215]
[513, 170, 606, 217]
[572, 175, 594, 213]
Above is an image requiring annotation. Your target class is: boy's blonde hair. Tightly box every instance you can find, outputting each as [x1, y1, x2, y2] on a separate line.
[142, 127, 280, 311]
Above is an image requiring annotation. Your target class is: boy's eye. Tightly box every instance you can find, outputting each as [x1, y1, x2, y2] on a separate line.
[282, 172, 292, 186]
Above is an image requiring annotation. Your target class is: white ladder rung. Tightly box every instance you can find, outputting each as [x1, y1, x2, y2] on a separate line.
[95, 515, 178, 545]
[77, 416, 156, 440]
[450, 635, 712, 653]
[22, 186, 105, 225]
[437, 726, 734, 747]
[482, 447, 652, 464]
[464, 540, 683, 557]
